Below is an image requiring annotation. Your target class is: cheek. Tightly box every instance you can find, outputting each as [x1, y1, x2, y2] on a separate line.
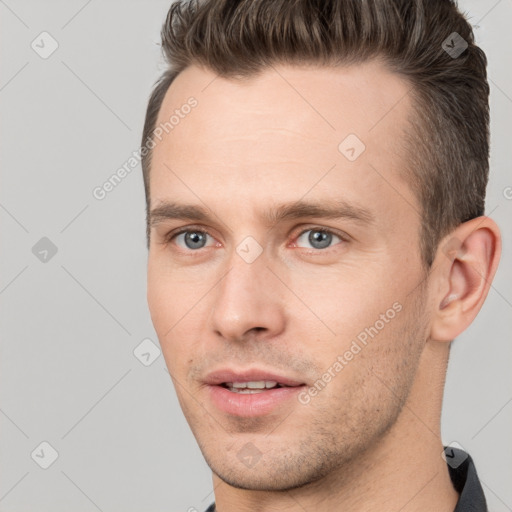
[147, 261, 185, 368]
[147, 259, 209, 374]
[147, 254, 196, 328]
[146, 261, 170, 333]
[290, 265, 405, 353]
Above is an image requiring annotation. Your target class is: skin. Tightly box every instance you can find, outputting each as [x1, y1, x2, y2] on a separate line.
[146, 61, 501, 511]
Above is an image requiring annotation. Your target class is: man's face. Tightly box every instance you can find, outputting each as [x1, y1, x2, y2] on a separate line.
[147, 62, 432, 490]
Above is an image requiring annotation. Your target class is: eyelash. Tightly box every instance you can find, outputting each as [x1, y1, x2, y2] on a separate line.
[163, 225, 348, 254]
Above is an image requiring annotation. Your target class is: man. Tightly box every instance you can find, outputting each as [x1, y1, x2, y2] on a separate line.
[141, 0, 501, 510]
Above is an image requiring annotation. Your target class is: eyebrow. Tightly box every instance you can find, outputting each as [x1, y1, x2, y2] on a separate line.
[149, 199, 374, 231]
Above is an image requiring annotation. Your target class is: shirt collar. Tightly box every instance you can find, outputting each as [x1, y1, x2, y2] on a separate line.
[446, 447, 488, 511]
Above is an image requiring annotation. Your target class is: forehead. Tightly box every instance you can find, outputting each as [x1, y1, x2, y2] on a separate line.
[150, 61, 417, 228]
[155, 60, 413, 147]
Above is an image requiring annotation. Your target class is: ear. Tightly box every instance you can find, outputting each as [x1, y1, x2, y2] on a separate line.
[429, 216, 501, 342]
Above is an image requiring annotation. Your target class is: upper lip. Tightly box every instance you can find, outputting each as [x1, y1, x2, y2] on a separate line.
[203, 368, 306, 387]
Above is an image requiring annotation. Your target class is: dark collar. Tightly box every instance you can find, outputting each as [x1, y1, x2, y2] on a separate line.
[446, 447, 488, 511]
[204, 448, 487, 512]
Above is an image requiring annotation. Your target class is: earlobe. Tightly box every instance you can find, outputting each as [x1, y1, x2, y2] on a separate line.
[430, 217, 501, 342]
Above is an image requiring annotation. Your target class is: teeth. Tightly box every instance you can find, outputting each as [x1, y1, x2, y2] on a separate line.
[226, 380, 279, 392]
[230, 388, 265, 394]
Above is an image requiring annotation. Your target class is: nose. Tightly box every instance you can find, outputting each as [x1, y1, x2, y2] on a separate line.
[209, 248, 287, 343]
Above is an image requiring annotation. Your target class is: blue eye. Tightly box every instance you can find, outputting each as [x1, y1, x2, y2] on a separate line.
[295, 228, 342, 250]
[174, 229, 214, 250]
[167, 226, 345, 253]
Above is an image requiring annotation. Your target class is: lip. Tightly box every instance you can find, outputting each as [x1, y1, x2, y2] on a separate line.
[203, 368, 306, 418]
[203, 369, 305, 387]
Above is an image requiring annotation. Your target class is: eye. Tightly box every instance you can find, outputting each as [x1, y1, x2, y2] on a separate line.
[294, 228, 344, 250]
[165, 226, 346, 253]
[171, 228, 216, 250]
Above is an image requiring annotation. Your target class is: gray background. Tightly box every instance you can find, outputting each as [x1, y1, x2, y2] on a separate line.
[0, 1, 510, 511]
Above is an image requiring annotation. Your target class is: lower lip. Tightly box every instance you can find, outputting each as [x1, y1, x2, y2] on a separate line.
[206, 385, 305, 417]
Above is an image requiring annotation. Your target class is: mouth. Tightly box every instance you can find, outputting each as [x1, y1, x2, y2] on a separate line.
[202, 369, 306, 417]
[221, 380, 292, 394]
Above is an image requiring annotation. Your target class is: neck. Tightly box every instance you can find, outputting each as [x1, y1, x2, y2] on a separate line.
[211, 340, 459, 512]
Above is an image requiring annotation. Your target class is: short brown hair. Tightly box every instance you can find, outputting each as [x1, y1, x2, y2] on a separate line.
[141, 0, 490, 266]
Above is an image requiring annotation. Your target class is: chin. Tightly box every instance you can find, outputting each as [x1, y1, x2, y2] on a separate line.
[211, 469, 316, 492]
[204, 451, 334, 492]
